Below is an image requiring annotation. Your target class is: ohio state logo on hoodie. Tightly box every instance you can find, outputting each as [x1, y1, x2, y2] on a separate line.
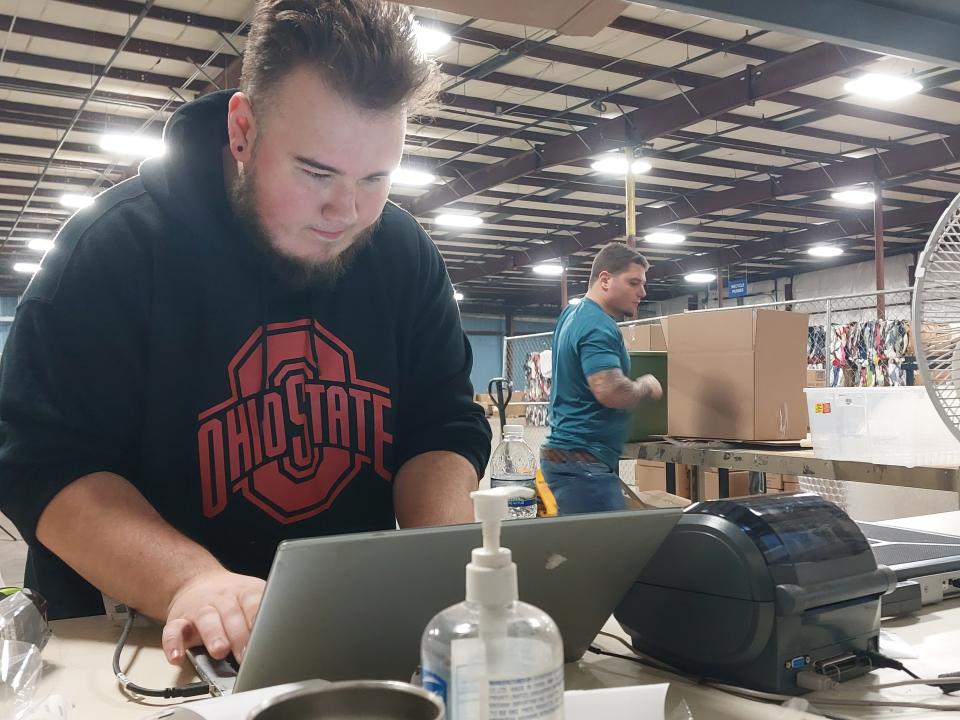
[196, 319, 394, 524]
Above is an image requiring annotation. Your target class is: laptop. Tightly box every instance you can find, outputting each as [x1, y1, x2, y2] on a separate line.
[859, 521, 960, 580]
[189, 508, 680, 694]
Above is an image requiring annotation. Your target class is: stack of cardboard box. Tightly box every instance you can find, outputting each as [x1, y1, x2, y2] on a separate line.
[764, 474, 801, 493]
[632, 461, 802, 499]
[621, 323, 667, 352]
[667, 308, 810, 442]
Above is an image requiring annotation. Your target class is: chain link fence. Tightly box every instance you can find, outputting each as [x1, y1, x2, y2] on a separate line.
[502, 288, 915, 464]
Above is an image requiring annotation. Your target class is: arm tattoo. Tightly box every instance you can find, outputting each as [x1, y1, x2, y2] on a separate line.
[587, 368, 645, 409]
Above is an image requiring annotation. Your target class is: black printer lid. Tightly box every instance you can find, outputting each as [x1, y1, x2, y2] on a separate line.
[687, 493, 870, 567]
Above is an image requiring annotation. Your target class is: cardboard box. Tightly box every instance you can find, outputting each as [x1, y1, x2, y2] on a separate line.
[630, 489, 691, 509]
[765, 473, 783, 490]
[806, 368, 827, 387]
[633, 460, 690, 498]
[505, 403, 526, 418]
[621, 323, 667, 352]
[704, 469, 751, 499]
[783, 480, 800, 493]
[395, 0, 628, 36]
[667, 308, 809, 441]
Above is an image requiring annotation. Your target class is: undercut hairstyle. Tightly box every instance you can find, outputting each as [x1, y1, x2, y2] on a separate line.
[589, 242, 650, 285]
[240, 0, 440, 113]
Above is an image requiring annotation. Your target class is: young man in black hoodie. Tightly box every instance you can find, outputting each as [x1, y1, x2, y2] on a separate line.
[0, 0, 491, 668]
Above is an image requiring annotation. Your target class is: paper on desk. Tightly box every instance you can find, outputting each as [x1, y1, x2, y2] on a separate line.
[565, 683, 669, 720]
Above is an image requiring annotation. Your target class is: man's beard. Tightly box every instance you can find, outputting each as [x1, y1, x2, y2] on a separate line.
[229, 165, 376, 291]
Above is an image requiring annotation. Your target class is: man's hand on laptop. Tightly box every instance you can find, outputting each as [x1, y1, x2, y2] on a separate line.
[162, 568, 265, 666]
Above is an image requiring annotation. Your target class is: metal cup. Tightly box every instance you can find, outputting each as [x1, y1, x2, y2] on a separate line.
[247, 679, 445, 720]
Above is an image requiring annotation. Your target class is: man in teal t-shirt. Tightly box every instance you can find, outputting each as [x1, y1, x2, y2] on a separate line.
[543, 242, 662, 514]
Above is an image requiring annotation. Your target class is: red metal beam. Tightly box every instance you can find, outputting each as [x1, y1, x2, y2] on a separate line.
[644, 199, 947, 281]
[0, 14, 235, 69]
[409, 43, 877, 217]
[451, 133, 960, 283]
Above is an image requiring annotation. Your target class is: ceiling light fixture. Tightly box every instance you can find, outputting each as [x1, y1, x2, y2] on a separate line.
[645, 231, 686, 245]
[435, 214, 482, 228]
[808, 245, 844, 258]
[568, 297, 582, 305]
[14, 262, 41, 274]
[99, 133, 166, 157]
[590, 155, 652, 175]
[27, 238, 54, 252]
[684, 272, 717, 283]
[453, 291, 464, 301]
[391, 168, 436, 186]
[60, 194, 94, 209]
[831, 188, 877, 205]
[533, 263, 564, 276]
[416, 25, 450, 54]
[843, 73, 923, 102]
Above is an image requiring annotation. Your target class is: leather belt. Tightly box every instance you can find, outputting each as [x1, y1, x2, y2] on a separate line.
[540, 447, 600, 464]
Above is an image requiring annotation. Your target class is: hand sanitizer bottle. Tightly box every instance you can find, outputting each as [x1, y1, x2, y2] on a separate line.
[420, 487, 564, 719]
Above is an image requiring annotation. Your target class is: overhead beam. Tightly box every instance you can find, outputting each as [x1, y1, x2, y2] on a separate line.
[408, 43, 877, 217]
[0, 14, 235, 69]
[634, 0, 960, 70]
[451, 132, 960, 283]
[645, 199, 949, 281]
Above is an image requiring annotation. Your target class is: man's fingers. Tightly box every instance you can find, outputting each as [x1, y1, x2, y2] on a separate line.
[193, 605, 231, 660]
[240, 589, 262, 634]
[161, 618, 195, 665]
[218, 603, 253, 663]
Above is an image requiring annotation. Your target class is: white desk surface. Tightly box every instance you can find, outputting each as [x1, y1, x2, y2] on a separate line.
[33, 512, 960, 719]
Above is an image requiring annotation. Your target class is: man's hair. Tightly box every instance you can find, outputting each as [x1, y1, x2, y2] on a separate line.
[240, 0, 439, 113]
[589, 242, 650, 285]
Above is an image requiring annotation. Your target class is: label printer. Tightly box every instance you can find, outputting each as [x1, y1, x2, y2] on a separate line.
[615, 493, 897, 695]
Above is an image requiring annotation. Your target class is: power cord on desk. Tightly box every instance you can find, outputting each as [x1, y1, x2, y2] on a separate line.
[865, 650, 960, 694]
[588, 635, 960, 712]
[113, 609, 212, 699]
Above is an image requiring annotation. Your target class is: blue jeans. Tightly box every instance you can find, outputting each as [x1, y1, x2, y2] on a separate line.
[541, 459, 626, 515]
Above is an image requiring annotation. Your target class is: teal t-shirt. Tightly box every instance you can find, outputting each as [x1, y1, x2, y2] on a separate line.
[545, 298, 629, 470]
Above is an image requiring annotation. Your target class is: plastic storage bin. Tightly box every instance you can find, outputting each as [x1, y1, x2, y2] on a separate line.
[627, 351, 667, 442]
[804, 386, 960, 468]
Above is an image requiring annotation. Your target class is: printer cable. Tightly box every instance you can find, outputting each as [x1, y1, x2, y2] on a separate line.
[113, 609, 213, 699]
[589, 636, 960, 712]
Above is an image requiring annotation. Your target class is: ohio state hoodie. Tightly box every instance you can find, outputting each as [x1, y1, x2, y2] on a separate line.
[0, 90, 491, 619]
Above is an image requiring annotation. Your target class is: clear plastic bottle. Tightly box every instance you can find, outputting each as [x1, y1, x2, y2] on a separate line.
[489, 425, 537, 520]
[421, 488, 564, 720]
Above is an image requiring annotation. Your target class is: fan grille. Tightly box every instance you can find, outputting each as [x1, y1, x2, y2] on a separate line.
[914, 197, 960, 442]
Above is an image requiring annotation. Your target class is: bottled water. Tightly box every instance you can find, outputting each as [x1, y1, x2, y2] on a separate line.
[489, 425, 537, 519]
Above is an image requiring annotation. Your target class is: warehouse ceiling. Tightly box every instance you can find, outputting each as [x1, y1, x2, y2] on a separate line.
[1, 0, 959, 313]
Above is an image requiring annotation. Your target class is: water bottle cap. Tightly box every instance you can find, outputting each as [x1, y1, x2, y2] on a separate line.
[503, 424, 524, 436]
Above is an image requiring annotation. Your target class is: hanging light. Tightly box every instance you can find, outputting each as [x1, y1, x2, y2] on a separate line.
[99, 133, 165, 157]
[416, 25, 450, 54]
[27, 238, 55, 252]
[391, 168, 436, 186]
[453, 290, 464, 301]
[844, 73, 922, 102]
[684, 272, 716, 283]
[808, 245, 844, 258]
[60, 194, 94, 209]
[645, 231, 686, 245]
[831, 188, 877, 205]
[435, 214, 482, 228]
[14, 262, 41, 274]
[591, 154, 652, 175]
[533, 263, 564, 276]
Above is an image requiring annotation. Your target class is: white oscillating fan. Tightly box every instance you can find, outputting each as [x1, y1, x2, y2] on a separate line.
[913, 193, 960, 442]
